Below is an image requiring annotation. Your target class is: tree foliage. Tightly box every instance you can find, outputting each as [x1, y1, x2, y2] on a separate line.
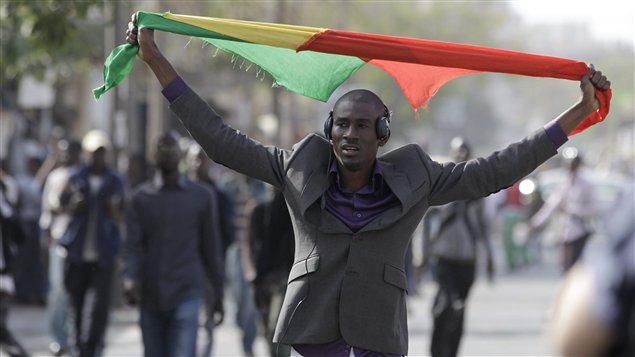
[0, 0, 105, 89]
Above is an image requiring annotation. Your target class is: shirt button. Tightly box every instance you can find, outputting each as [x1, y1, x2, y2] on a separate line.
[354, 212, 362, 218]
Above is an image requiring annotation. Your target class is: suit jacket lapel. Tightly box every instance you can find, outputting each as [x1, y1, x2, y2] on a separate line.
[358, 161, 414, 232]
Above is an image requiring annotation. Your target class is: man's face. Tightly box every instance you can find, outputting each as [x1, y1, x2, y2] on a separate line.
[89, 147, 107, 170]
[330, 99, 385, 173]
[156, 143, 181, 175]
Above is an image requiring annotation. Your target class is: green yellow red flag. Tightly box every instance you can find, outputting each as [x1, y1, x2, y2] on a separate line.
[94, 11, 610, 135]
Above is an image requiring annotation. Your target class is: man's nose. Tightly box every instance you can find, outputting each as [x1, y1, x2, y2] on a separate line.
[343, 125, 359, 139]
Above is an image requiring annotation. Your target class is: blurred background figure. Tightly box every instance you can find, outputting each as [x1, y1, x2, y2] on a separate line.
[186, 143, 235, 357]
[249, 189, 294, 357]
[530, 149, 596, 273]
[123, 132, 224, 357]
[550, 184, 634, 356]
[59, 130, 125, 357]
[223, 174, 266, 357]
[422, 137, 495, 357]
[39, 139, 82, 357]
[0, 160, 30, 357]
[499, 180, 529, 272]
[12, 151, 47, 305]
[125, 153, 150, 190]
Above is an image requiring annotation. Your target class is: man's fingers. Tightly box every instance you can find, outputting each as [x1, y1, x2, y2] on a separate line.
[590, 69, 611, 91]
[126, 19, 140, 44]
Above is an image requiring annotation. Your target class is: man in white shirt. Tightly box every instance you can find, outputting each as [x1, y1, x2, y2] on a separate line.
[530, 152, 596, 272]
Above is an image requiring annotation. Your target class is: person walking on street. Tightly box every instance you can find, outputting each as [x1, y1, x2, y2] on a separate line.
[249, 189, 295, 357]
[423, 137, 495, 357]
[59, 130, 125, 357]
[126, 16, 610, 356]
[122, 132, 225, 357]
[0, 162, 30, 357]
[186, 143, 234, 357]
[39, 139, 82, 356]
[530, 150, 596, 272]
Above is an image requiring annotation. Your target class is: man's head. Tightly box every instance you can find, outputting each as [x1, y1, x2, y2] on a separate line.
[568, 155, 583, 173]
[58, 139, 82, 167]
[327, 89, 390, 172]
[185, 143, 211, 180]
[562, 147, 583, 173]
[82, 130, 111, 171]
[450, 137, 471, 162]
[155, 132, 182, 176]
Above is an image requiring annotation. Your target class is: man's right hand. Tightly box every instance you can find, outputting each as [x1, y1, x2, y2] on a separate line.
[126, 13, 159, 64]
[125, 12, 178, 88]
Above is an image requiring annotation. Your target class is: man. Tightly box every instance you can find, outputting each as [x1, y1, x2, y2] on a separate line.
[126, 15, 610, 356]
[423, 137, 495, 357]
[13, 153, 47, 305]
[249, 189, 295, 357]
[122, 133, 224, 357]
[185, 143, 232, 357]
[530, 150, 596, 272]
[0, 162, 30, 357]
[59, 130, 124, 357]
[39, 139, 82, 356]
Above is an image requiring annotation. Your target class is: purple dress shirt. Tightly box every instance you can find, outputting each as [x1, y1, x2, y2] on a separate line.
[162, 75, 568, 356]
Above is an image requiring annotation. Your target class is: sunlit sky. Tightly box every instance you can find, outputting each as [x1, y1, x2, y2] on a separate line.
[509, 0, 634, 46]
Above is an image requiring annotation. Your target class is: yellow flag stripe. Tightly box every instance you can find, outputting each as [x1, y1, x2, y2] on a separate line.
[164, 12, 323, 49]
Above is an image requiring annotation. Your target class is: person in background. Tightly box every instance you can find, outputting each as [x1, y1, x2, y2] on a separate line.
[125, 153, 150, 190]
[0, 160, 30, 357]
[122, 132, 224, 357]
[39, 139, 83, 356]
[530, 150, 596, 272]
[186, 143, 233, 357]
[422, 137, 495, 357]
[60, 130, 125, 357]
[550, 185, 634, 356]
[249, 189, 295, 357]
[13, 154, 47, 305]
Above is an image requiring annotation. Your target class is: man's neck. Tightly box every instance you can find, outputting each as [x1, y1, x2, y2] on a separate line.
[162, 171, 180, 187]
[338, 165, 373, 192]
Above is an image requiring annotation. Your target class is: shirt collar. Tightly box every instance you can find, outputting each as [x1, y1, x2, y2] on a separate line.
[152, 173, 188, 190]
[328, 159, 385, 193]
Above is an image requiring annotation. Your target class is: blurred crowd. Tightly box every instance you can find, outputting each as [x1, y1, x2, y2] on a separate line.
[1, 120, 633, 357]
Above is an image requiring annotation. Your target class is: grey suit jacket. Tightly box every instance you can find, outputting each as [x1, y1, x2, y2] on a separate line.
[170, 89, 557, 355]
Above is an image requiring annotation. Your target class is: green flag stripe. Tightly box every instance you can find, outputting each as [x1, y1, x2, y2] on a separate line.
[207, 38, 365, 101]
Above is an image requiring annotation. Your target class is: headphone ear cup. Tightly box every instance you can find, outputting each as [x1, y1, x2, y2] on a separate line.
[324, 111, 333, 140]
[376, 116, 390, 141]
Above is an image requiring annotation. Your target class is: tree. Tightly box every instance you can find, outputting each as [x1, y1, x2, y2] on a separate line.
[0, 0, 105, 90]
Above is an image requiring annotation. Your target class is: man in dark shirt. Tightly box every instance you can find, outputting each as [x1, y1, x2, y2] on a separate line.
[126, 16, 611, 357]
[122, 132, 224, 357]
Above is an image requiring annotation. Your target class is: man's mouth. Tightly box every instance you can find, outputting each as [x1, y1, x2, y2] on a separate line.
[341, 144, 360, 154]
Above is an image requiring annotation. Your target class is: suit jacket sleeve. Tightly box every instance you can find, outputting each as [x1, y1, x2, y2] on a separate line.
[169, 89, 287, 190]
[425, 129, 557, 206]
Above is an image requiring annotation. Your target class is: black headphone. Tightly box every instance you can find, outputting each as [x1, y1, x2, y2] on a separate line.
[323, 105, 391, 142]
